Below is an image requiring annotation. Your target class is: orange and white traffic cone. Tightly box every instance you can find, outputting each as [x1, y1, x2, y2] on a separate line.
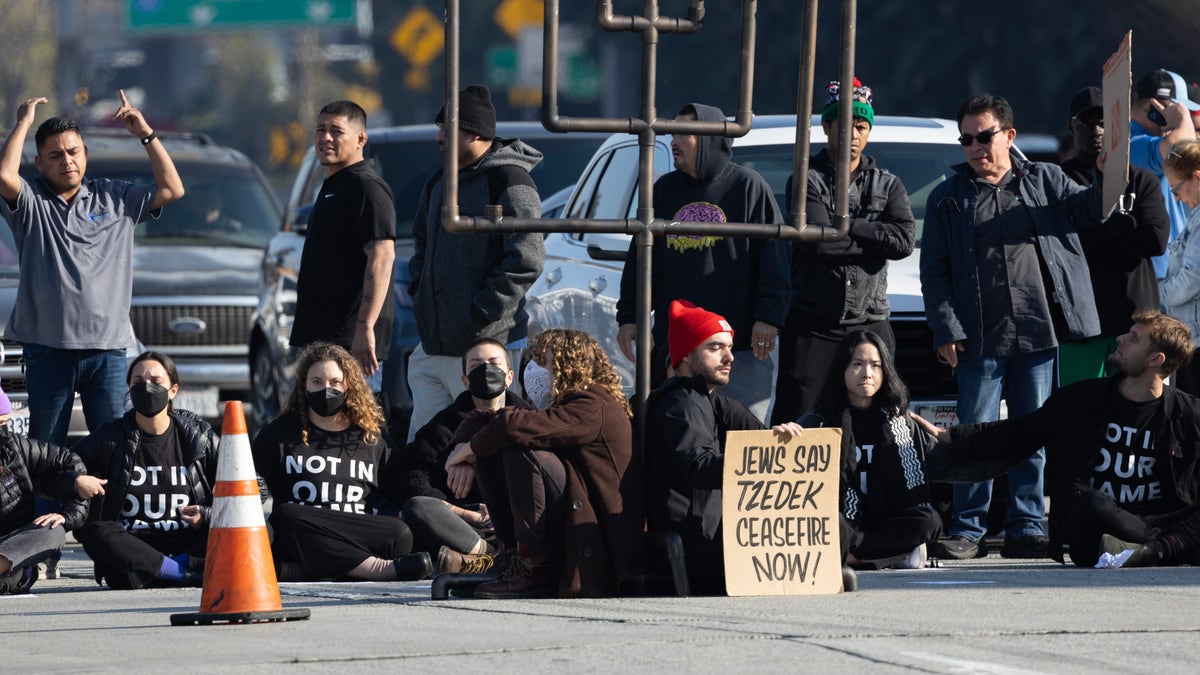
[171, 401, 310, 625]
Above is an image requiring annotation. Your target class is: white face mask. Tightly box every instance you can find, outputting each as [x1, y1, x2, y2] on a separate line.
[523, 359, 554, 409]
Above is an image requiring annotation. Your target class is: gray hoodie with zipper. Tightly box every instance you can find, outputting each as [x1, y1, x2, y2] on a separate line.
[409, 137, 544, 356]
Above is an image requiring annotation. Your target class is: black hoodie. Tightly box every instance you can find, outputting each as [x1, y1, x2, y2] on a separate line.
[617, 103, 791, 352]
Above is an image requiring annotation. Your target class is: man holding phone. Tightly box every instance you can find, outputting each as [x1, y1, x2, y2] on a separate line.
[1130, 69, 1197, 279]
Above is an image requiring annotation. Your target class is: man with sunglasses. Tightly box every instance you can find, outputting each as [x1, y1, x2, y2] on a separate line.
[1129, 70, 1197, 280]
[1059, 86, 1169, 387]
[920, 94, 1104, 561]
[770, 77, 915, 425]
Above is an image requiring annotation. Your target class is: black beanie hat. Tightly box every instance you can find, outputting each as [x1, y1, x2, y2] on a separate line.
[435, 85, 496, 139]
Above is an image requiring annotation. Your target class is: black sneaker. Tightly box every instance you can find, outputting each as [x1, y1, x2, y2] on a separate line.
[841, 565, 858, 592]
[393, 552, 433, 580]
[1001, 534, 1049, 559]
[937, 536, 986, 560]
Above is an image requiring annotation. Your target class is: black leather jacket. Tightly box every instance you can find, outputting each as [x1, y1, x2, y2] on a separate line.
[0, 434, 88, 534]
[71, 410, 220, 525]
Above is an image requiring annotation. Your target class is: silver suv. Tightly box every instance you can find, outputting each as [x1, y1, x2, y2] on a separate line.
[4, 129, 280, 431]
[527, 115, 966, 422]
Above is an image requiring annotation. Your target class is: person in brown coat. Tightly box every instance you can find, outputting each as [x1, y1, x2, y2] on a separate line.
[445, 328, 644, 598]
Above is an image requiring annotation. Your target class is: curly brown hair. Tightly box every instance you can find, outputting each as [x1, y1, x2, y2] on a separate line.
[527, 329, 631, 417]
[285, 342, 385, 445]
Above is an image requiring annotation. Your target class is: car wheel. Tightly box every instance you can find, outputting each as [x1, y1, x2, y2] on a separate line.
[250, 343, 282, 430]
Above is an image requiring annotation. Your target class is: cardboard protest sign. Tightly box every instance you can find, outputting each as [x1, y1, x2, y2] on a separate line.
[721, 428, 843, 596]
[1102, 31, 1132, 217]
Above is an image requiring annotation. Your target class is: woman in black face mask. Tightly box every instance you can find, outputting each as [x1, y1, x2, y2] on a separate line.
[250, 342, 432, 582]
[71, 351, 224, 589]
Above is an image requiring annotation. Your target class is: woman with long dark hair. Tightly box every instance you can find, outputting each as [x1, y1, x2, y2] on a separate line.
[73, 351, 218, 588]
[251, 342, 431, 582]
[774, 330, 941, 569]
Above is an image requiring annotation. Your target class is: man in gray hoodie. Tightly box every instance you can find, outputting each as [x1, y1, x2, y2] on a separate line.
[407, 85, 545, 441]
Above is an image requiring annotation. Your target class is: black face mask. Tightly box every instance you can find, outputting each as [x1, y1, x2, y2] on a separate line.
[129, 381, 170, 417]
[466, 363, 508, 400]
[0, 422, 9, 443]
[307, 387, 346, 417]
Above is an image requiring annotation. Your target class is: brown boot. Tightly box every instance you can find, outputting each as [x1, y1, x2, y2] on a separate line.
[437, 546, 497, 574]
[473, 554, 556, 599]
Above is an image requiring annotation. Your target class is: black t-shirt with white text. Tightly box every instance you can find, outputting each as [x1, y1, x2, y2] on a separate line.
[121, 424, 195, 534]
[251, 413, 400, 514]
[849, 405, 882, 496]
[1090, 389, 1177, 514]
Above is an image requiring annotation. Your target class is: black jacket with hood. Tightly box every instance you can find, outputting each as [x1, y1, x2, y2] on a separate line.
[616, 103, 791, 352]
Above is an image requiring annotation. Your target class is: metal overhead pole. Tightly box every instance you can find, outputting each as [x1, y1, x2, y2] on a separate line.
[441, 0, 858, 449]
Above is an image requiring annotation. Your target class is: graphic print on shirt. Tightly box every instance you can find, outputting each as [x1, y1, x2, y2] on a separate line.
[1091, 421, 1162, 505]
[283, 452, 378, 513]
[667, 201, 726, 252]
[121, 463, 193, 533]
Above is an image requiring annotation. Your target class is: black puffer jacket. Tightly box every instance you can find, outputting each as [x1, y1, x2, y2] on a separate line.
[0, 434, 88, 534]
[71, 410, 220, 524]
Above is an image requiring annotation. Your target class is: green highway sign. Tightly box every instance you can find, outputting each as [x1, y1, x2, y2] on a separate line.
[126, 0, 356, 32]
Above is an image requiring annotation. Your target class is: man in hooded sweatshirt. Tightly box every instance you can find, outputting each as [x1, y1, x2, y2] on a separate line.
[770, 78, 916, 425]
[407, 85, 545, 441]
[616, 103, 791, 422]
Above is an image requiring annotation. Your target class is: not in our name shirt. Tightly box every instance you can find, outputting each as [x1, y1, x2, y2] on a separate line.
[849, 405, 882, 496]
[121, 424, 193, 533]
[252, 414, 395, 515]
[1090, 389, 1175, 514]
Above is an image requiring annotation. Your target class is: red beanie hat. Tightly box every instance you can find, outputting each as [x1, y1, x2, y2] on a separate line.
[668, 299, 733, 368]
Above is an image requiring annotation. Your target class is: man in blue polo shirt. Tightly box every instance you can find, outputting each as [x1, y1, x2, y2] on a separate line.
[0, 92, 185, 445]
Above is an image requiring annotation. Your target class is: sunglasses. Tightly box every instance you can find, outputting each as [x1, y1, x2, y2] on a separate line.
[957, 127, 1006, 147]
[1171, 174, 1191, 200]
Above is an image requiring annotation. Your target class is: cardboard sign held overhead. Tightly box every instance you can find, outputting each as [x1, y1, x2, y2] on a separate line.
[1102, 31, 1132, 217]
[722, 428, 843, 596]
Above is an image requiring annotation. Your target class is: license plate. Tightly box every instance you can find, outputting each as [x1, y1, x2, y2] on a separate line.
[915, 403, 958, 428]
[8, 406, 30, 437]
[174, 386, 220, 418]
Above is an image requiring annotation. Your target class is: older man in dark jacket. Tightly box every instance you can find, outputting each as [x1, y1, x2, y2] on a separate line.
[920, 94, 1103, 561]
[0, 384, 88, 594]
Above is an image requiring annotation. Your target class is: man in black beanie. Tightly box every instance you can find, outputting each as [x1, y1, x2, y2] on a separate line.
[406, 84, 545, 441]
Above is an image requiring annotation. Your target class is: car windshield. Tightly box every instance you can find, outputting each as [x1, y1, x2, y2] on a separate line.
[104, 167, 281, 249]
[736, 141, 963, 244]
[369, 134, 605, 239]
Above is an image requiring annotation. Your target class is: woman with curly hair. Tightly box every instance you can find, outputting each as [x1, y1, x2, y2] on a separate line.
[445, 328, 644, 598]
[251, 342, 432, 582]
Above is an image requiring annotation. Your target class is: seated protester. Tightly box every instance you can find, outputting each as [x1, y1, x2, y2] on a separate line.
[0, 381, 88, 594]
[445, 328, 644, 598]
[398, 337, 533, 574]
[773, 330, 941, 570]
[645, 300, 765, 594]
[251, 342, 432, 582]
[916, 310, 1200, 567]
[72, 352, 218, 589]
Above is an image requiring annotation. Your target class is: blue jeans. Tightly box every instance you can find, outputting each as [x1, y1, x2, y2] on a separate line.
[950, 349, 1054, 541]
[23, 344, 127, 446]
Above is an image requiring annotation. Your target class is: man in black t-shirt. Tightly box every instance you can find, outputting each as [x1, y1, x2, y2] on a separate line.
[291, 100, 397, 389]
[917, 310, 1200, 567]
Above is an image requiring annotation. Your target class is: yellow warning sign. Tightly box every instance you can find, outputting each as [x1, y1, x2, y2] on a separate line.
[494, 0, 543, 40]
[391, 5, 443, 66]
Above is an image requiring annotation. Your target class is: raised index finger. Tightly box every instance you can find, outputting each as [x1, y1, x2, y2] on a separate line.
[119, 89, 130, 106]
